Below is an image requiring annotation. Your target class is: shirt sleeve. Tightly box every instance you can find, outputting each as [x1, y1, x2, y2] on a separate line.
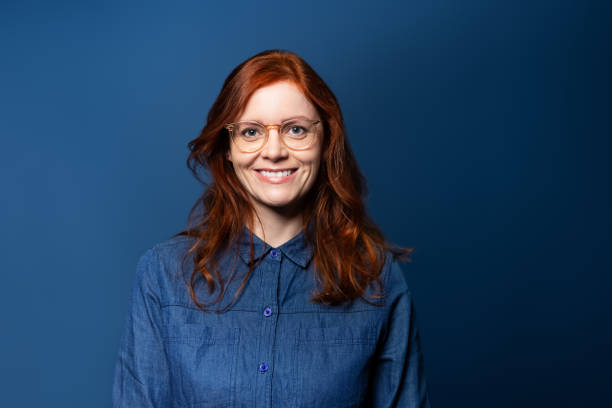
[367, 262, 431, 407]
[112, 248, 171, 407]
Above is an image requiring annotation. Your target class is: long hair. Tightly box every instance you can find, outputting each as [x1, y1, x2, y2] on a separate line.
[176, 49, 412, 312]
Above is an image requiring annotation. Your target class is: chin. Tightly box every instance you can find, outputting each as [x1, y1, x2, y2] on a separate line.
[258, 197, 301, 210]
[264, 200, 294, 209]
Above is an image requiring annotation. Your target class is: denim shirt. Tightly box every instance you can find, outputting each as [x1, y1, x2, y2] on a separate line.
[112, 226, 430, 407]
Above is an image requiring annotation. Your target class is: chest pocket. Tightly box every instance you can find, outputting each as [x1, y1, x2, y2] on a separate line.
[163, 324, 240, 408]
[294, 326, 378, 408]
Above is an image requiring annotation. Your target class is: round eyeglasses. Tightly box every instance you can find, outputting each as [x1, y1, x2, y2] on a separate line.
[225, 118, 321, 153]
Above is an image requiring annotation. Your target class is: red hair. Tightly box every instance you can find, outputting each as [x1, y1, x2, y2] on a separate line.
[177, 49, 412, 312]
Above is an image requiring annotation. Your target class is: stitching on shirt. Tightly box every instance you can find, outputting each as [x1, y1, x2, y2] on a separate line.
[161, 304, 260, 312]
[281, 309, 380, 314]
[160, 304, 381, 314]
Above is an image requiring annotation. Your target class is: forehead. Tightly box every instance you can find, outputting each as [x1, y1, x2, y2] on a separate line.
[238, 81, 318, 122]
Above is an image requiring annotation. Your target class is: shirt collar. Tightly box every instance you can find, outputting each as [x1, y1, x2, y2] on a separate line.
[236, 225, 314, 269]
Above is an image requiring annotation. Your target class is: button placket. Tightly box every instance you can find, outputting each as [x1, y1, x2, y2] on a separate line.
[253, 248, 281, 404]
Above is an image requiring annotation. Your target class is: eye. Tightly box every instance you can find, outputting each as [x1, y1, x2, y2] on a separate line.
[283, 123, 309, 138]
[289, 126, 306, 135]
[240, 127, 261, 138]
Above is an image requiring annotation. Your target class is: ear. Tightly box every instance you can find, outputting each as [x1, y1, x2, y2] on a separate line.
[226, 149, 232, 162]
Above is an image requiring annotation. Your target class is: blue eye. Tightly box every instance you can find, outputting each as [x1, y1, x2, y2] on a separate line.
[289, 126, 305, 135]
[241, 128, 260, 138]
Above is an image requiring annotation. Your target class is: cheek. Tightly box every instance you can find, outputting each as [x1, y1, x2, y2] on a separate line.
[306, 148, 323, 173]
[226, 155, 247, 183]
[228, 148, 255, 171]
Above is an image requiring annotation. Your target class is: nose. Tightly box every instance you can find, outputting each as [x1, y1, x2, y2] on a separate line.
[261, 126, 288, 161]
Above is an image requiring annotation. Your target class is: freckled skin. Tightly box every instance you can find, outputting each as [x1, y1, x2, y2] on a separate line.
[226, 81, 323, 217]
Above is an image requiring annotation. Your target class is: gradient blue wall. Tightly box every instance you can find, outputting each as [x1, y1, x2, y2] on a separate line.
[1, 0, 610, 406]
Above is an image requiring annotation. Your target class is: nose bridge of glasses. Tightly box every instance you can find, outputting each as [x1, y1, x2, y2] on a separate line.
[264, 124, 282, 135]
[262, 124, 286, 154]
[263, 124, 286, 146]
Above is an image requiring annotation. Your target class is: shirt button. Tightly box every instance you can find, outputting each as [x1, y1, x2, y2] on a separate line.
[270, 249, 278, 258]
[259, 362, 269, 373]
[263, 307, 272, 317]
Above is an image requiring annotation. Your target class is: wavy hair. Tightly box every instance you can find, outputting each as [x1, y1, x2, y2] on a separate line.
[176, 49, 412, 312]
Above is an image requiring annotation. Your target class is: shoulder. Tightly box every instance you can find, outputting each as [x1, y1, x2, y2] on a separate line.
[134, 235, 198, 287]
[380, 250, 411, 301]
[360, 250, 410, 306]
[149, 234, 197, 264]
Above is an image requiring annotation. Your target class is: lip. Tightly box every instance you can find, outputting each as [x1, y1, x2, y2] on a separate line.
[254, 168, 298, 184]
[255, 168, 297, 171]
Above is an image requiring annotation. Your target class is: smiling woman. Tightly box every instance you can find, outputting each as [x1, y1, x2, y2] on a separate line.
[225, 81, 323, 230]
[112, 49, 431, 407]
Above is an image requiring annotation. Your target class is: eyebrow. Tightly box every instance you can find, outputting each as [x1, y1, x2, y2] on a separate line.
[238, 115, 314, 124]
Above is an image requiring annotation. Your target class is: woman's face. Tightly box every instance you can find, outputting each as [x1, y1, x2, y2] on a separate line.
[226, 81, 323, 216]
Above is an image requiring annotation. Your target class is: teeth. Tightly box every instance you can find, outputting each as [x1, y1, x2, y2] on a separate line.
[259, 170, 294, 178]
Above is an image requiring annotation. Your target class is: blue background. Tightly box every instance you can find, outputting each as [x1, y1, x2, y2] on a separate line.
[1, 0, 610, 406]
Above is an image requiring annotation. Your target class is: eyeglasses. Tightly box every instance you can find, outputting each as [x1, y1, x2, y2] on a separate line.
[225, 118, 321, 153]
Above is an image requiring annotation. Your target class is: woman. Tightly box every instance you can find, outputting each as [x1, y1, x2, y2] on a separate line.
[113, 49, 430, 407]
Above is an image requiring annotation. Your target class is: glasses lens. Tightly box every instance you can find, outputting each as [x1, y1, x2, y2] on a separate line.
[233, 122, 266, 152]
[281, 119, 317, 150]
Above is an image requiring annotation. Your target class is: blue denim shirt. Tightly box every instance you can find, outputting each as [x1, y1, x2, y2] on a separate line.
[112, 226, 430, 407]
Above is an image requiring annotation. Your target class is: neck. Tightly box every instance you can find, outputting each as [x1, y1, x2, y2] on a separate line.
[249, 201, 305, 248]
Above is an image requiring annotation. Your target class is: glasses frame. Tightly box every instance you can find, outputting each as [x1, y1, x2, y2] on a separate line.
[224, 119, 321, 153]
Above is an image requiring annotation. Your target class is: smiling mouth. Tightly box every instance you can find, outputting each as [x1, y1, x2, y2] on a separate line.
[256, 169, 297, 178]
